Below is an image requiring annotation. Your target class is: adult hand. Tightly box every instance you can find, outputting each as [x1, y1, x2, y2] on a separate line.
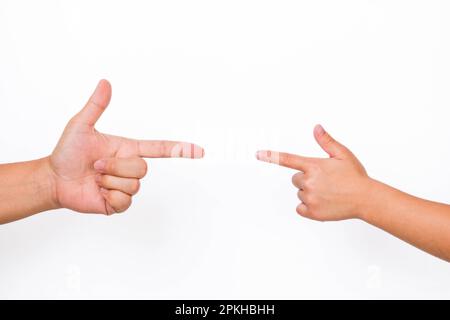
[49, 80, 204, 215]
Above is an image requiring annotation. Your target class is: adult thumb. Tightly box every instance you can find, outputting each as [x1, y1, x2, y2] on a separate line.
[313, 125, 349, 158]
[74, 79, 112, 126]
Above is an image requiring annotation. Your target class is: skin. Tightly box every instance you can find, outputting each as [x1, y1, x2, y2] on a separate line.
[257, 125, 450, 262]
[0, 80, 204, 224]
[1, 83, 449, 263]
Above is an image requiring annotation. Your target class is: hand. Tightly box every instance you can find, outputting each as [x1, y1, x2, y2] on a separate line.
[49, 80, 204, 215]
[256, 125, 370, 221]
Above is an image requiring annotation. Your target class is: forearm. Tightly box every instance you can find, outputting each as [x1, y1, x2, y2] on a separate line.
[359, 178, 450, 262]
[0, 157, 59, 224]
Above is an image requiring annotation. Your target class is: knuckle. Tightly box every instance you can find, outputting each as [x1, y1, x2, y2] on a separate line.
[115, 196, 132, 213]
[139, 159, 148, 177]
[302, 178, 313, 190]
[323, 133, 334, 145]
[302, 180, 311, 190]
[305, 194, 317, 207]
[101, 175, 110, 186]
[107, 160, 115, 174]
[67, 116, 78, 127]
[124, 196, 132, 210]
[296, 204, 308, 216]
[291, 172, 302, 185]
[130, 179, 140, 194]
[308, 162, 320, 172]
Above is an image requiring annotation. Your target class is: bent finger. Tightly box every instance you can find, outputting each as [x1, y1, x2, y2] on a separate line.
[96, 175, 140, 195]
[100, 188, 132, 214]
[296, 203, 309, 217]
[292, 172, 305, 189]
[94, 157, 147, 178]
[297, 190, 308, 203]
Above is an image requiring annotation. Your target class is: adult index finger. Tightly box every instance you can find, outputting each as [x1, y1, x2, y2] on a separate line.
[137, 140, 205, 159]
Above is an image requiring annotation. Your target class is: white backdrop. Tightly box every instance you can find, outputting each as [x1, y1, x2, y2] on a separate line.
[0, 0, 449, 299]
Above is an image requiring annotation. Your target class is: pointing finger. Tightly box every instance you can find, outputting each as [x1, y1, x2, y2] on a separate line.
[256, 150, 313, 172]
[137, 140, 204, 159]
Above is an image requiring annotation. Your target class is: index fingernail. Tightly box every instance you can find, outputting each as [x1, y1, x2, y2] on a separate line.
[256, 150, 268, 160]
[189, 144, 204, 158]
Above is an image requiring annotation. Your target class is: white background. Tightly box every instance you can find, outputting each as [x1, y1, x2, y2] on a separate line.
[0, 0, 449, 299]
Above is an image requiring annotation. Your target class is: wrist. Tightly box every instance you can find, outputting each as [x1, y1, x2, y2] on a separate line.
[353, 177, 382, 221]
[35, 156, 61, 211]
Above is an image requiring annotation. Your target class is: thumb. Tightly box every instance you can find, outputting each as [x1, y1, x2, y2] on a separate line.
[313, 124, 349, 158]
[74, 79, 112, 126]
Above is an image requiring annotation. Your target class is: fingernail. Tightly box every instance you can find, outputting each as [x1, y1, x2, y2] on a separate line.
[191, 145, 204, 159]
[255, 150, 275, 163]
[90, 80, 104, 105]
[189, 144, 204, 158]
[256, 150, 268, 160]
[94, 159, 106, 171]
[315, 124, 325, 135]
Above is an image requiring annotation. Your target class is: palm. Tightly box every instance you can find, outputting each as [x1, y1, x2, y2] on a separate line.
[50, 122, 138, 214]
